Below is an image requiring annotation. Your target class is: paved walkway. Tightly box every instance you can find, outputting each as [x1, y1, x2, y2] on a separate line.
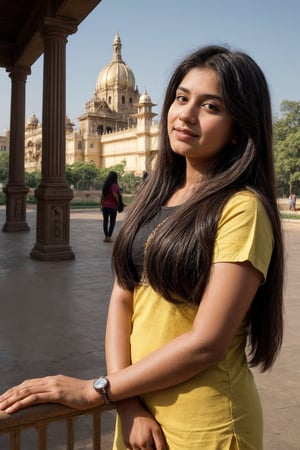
[0, 206, 299, 449]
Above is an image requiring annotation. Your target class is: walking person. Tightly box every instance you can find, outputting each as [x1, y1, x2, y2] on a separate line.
[100, 171, 120, 242]
[0, 45, 284, 450]
[290, 192, 296, 211]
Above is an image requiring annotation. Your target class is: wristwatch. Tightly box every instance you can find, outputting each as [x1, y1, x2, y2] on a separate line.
[93, 376, 111, 404]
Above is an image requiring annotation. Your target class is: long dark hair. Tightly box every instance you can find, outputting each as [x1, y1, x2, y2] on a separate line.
[102, 171, 118, 196]
[113, 45, 284, 371]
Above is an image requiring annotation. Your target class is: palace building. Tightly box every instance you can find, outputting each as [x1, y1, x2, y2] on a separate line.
[23, 33, 160, 175]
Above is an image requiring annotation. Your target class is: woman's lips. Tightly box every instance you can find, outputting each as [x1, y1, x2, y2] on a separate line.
[174, 127, 198, 139]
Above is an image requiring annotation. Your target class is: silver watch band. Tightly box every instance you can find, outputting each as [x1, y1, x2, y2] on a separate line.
[93, 376, 111, 405]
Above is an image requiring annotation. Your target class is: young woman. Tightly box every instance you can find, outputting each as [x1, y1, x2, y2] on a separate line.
[0, 46, 284, 450]
[100, 171, 120, 242]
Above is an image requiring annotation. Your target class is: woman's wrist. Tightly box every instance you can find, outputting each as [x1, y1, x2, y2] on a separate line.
[115, 397, 143, 415]
[92, 376, 112, 405]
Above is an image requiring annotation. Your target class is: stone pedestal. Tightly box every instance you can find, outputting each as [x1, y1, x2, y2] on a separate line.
[30, 183, 74, 261]
[2, 185, 29, 232]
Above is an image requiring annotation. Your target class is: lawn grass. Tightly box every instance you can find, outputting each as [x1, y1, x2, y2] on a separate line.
[280, 212, 300, 220]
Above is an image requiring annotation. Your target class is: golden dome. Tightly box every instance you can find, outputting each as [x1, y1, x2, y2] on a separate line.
[96, 33, 135, 91]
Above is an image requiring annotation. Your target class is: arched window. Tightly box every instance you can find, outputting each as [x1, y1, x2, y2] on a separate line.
[122, 95, 125, 104]
[108, 96, 112, 104]
[129, 97, 133, 104]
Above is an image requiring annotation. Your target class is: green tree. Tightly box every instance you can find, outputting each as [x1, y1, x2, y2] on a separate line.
[66, 160, 100, 190]
[65, 159, 142, 194]
[273, 101, 300, 197]
[25, 170, 41, 188]
[0, 151, 9, 184]
[121, 171, 142, 193]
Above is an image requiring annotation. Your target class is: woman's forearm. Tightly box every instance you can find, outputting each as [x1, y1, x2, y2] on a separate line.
[105, 281, 133, 374]
[106, 328, 208, 401]
[106, 262, 261, 402]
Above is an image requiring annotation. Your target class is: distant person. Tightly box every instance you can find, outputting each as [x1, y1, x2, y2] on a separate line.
[289, 192, 296, 211]
[100, 171, 120, 242]
[136, 170, 149, 194]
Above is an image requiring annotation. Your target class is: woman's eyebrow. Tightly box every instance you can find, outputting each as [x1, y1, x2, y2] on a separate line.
[176, 85, 224, 103]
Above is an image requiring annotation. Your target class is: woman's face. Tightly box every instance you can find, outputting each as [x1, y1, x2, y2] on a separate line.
[167, 67, 235, 169]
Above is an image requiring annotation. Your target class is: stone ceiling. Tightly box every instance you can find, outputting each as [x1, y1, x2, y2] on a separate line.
[0, 0, 101, 69]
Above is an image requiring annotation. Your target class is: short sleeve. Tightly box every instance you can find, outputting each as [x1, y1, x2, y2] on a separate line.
[111, 183, 119, 193]
[213, 191, 274, 281]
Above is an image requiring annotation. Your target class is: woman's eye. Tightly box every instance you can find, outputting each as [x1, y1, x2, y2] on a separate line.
[202, 102, 218, 112]
[175, 94, 187, 103]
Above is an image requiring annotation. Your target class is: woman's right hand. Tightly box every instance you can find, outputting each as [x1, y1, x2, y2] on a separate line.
[117, 398, 166, 450]
[0, 375, 102, 414]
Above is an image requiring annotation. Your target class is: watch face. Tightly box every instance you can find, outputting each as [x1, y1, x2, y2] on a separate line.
[94, 377, 108, 390]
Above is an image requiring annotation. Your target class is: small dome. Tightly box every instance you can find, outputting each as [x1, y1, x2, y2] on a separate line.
[96, 33, 135, 92]
[27, 113, 39, 125]
[26, 113, 39, 130]
[65, 115, 74, 133]
[139, 89, 152, 104]
[65, 115, 74, 126]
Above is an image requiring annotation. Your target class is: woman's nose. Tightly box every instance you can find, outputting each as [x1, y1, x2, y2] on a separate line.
[178, 106, 197, 124]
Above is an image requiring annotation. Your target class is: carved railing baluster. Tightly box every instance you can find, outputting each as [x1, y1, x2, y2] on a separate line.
[0, 404, 115, 450]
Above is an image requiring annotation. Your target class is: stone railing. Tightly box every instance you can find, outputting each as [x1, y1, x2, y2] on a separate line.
[0, 403, 115, 450]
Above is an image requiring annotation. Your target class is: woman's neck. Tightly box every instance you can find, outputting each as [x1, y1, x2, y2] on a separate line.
[165, 160, 206, 207]
[166, 179, 202, 207]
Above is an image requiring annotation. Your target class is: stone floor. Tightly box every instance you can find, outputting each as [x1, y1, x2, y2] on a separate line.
[0, 206, 299, 449]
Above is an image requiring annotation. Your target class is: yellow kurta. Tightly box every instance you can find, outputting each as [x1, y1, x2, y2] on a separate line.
[113, 191, 273, 450]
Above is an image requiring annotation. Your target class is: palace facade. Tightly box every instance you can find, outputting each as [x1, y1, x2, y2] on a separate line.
[23, 33, 160, 175]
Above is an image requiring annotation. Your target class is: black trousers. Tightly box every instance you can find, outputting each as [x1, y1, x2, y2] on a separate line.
[102, 207, 117, 237]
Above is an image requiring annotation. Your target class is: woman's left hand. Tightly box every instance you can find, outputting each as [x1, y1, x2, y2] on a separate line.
[0, 375, 104, 414]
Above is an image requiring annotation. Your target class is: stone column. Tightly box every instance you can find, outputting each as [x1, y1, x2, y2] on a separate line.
[2, 66, 30, 232]
[30, 17, 77, 261]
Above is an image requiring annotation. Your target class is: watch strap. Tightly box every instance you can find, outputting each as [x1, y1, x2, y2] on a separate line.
[93, 376, 111, 405]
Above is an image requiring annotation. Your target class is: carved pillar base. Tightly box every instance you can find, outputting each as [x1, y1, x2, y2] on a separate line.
[2, 185, 30, 232]
[30, 184, 75, 261]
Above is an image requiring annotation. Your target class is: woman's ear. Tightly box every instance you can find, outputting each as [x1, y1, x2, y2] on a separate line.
[231, 125, 242, 145]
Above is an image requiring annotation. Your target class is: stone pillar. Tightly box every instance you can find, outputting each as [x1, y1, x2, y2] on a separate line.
[30, 17, 77, 261]
[2, 66, 30, 232]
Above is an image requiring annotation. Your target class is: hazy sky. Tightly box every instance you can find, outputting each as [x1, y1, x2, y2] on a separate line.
[0, 0, 299, 133]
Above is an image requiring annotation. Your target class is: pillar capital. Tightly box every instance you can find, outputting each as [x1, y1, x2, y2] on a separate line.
[41, 16, 77, 40]
[7, 65, 31, 82]
[6, 66, 31, 78]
